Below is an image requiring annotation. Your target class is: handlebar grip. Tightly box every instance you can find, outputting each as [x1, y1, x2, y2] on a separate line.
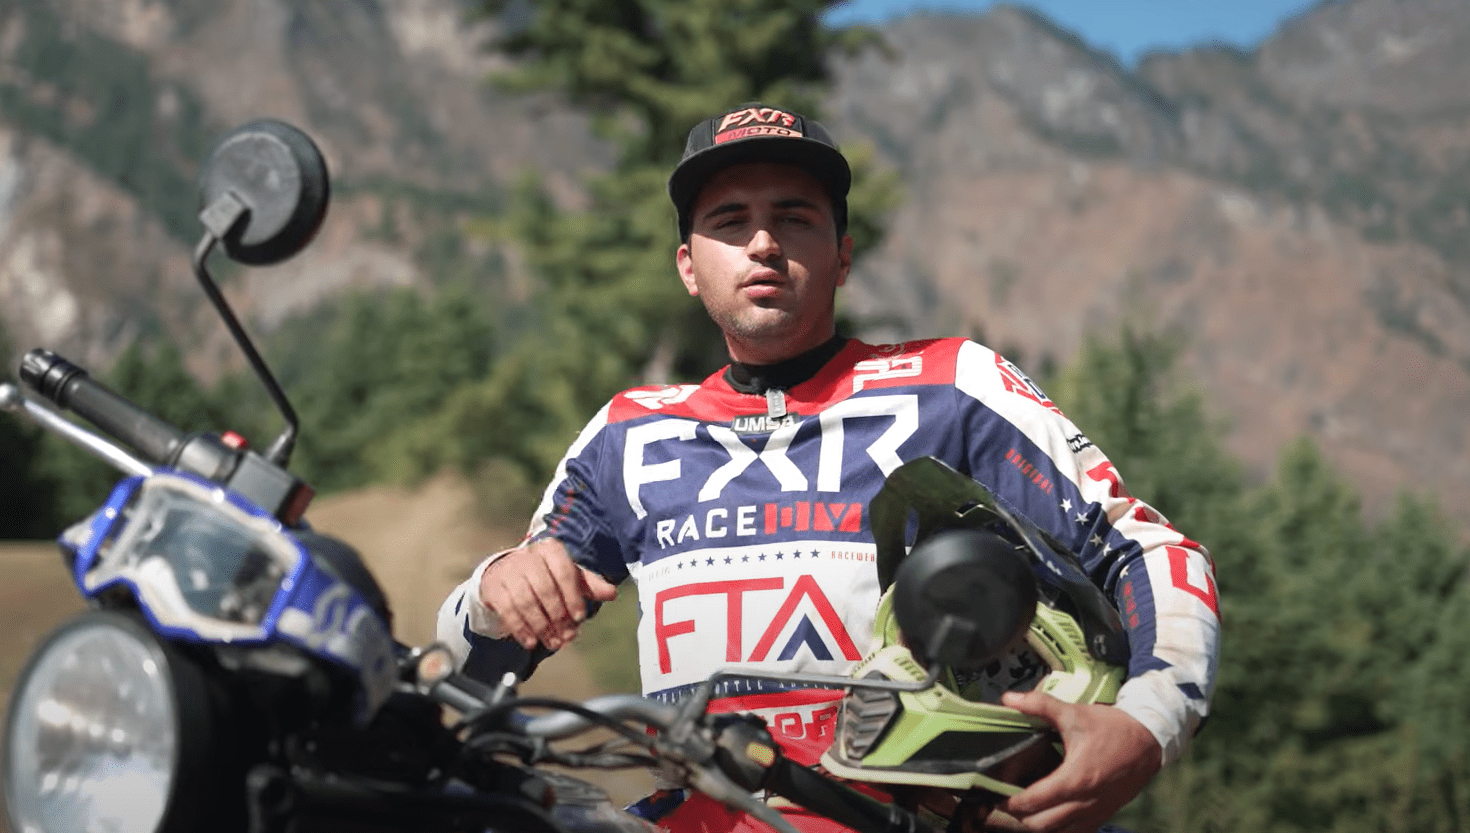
[20, 349, 186, 465]
[430, 670, 504, 716]
[764, 758, 938, 833]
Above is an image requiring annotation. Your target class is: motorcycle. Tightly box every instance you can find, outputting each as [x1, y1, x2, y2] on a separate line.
[0, 120, 1127, 833]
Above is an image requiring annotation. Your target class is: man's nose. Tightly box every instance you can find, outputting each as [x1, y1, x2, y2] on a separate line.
[747, 227, 781, 260]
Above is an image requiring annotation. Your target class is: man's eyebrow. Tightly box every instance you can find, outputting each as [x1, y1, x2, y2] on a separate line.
[700, 201, 748, 222]
[699, 196, 823, 224]
[773, 197, 822, 212]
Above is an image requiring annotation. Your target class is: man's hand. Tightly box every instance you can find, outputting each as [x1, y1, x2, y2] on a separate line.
[478, 539, 619, 651]
[997, 690, 1162, 833]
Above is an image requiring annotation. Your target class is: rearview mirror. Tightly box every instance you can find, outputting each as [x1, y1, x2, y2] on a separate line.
[198, 119, 329, 266]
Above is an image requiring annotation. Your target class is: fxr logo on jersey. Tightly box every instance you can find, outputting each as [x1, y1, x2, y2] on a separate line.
[622, 395, 919, 520]
[715, 107, 801, 143]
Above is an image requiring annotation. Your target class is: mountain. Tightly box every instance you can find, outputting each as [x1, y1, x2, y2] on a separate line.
[2, 0, 1467, 521]
[0, 0, 604, 372]
[827, 1, 1470, 517]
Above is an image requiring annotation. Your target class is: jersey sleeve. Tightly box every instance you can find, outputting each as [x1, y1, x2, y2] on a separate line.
[523, 401, 631, 583]
[434, 400, 625, 683]
[951, 340, 1221, 765]
[435, 558, 551, 683]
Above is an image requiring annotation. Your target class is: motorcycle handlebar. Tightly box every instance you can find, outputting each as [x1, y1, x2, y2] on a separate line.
[20, 348, 186, 465]
[764, 757, 937, 833]
[517, 694, 681, 739]
[459, 686, 939, 833]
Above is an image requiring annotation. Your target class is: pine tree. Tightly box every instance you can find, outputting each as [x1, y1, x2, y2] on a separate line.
[413, 0, 894, 481]
[268, 284, 497, 492]
[1045, 326, 1245, 549]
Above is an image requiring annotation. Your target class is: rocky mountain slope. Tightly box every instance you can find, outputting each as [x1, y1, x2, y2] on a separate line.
[828, 2, 1470, 516]
[0, 0, 603, 371]
[2, 0, 1467, 521]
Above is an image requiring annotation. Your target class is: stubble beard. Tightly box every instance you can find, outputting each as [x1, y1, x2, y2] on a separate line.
[701, 295, 824, 362]
[712, 303, 796, 342]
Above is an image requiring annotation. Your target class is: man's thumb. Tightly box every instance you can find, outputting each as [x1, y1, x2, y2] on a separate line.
[1001, 689, 1061, 722]
[579, 567, 619, 601]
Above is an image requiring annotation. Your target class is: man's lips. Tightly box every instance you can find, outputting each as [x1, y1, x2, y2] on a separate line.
[741, 269, 787, 291]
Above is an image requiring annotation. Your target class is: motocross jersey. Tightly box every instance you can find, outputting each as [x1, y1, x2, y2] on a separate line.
[438, 337, 1220, 767]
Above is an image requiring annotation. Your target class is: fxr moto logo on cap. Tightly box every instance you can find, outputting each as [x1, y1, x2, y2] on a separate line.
[715, 107, 802, 143]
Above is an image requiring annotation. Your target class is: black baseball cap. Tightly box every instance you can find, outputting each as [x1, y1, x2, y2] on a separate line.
[668, 103, 851, 240]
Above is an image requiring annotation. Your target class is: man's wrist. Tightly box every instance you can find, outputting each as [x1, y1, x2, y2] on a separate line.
[1113, 676, 1192, 766]
[466, 547, 523, 639]
[479, 545, 520, 578]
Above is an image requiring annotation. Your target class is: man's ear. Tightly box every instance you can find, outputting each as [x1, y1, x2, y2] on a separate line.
[676, 242, 700, 296]
[837, 234, 853, 287]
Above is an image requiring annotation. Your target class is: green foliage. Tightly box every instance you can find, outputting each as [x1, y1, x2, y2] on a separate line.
[372, 326, 610, 484]
[1177, 444, 1470, 833]
[479, 0, 878, 162]
[0, 402, 60, 538]
[264, 284, 496, 493]
[443, 0, 895, 484]
[1047, 327, 1245, 551]
[3, 277, 501, 527]
[6, 279, 502, 531]
[1047, 329, 1470, 832]
[2, 336, 259, 538]
[0, 325, 65, 538]
[110, 339, 243, 433]
[1402, 527, 1470, 825]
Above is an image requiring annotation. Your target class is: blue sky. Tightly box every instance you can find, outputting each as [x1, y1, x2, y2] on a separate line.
[822, 0, 1319, 66]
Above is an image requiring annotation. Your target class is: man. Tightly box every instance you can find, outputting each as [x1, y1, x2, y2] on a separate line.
[438, 103, 1220, 833]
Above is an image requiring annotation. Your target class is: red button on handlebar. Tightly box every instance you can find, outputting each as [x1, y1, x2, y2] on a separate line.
[221, 430, 248, 450]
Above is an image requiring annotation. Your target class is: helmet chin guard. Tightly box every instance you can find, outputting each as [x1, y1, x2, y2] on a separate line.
[820, 587, 1123, 796]
[819, 457, 1128, 797]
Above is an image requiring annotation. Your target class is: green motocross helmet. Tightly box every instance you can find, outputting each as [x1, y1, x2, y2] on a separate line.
[820, 457, 1130, 798]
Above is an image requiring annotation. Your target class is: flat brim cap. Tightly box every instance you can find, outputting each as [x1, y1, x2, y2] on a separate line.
[669, 104, 851, 232]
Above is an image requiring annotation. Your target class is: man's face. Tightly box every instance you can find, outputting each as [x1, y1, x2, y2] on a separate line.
[677, 161, 853, 365]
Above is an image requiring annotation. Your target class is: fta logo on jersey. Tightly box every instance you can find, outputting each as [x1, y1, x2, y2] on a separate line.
[653, 575, 861, 674]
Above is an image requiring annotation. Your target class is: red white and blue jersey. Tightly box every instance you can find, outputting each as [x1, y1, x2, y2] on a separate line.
[438, 338, 1220, 765]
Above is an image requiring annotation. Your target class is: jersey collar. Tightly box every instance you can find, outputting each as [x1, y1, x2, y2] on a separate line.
[724, 335, 849, 395]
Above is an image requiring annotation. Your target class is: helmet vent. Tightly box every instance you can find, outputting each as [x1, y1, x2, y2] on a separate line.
[839, 673, 900, 759]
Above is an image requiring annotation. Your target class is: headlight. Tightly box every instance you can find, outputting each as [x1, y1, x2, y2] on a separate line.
[3, 611, 238, 833]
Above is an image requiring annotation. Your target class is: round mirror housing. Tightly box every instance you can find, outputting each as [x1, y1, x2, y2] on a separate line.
[891, 529, 1038, 671]
[198, 119, 329, 266]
